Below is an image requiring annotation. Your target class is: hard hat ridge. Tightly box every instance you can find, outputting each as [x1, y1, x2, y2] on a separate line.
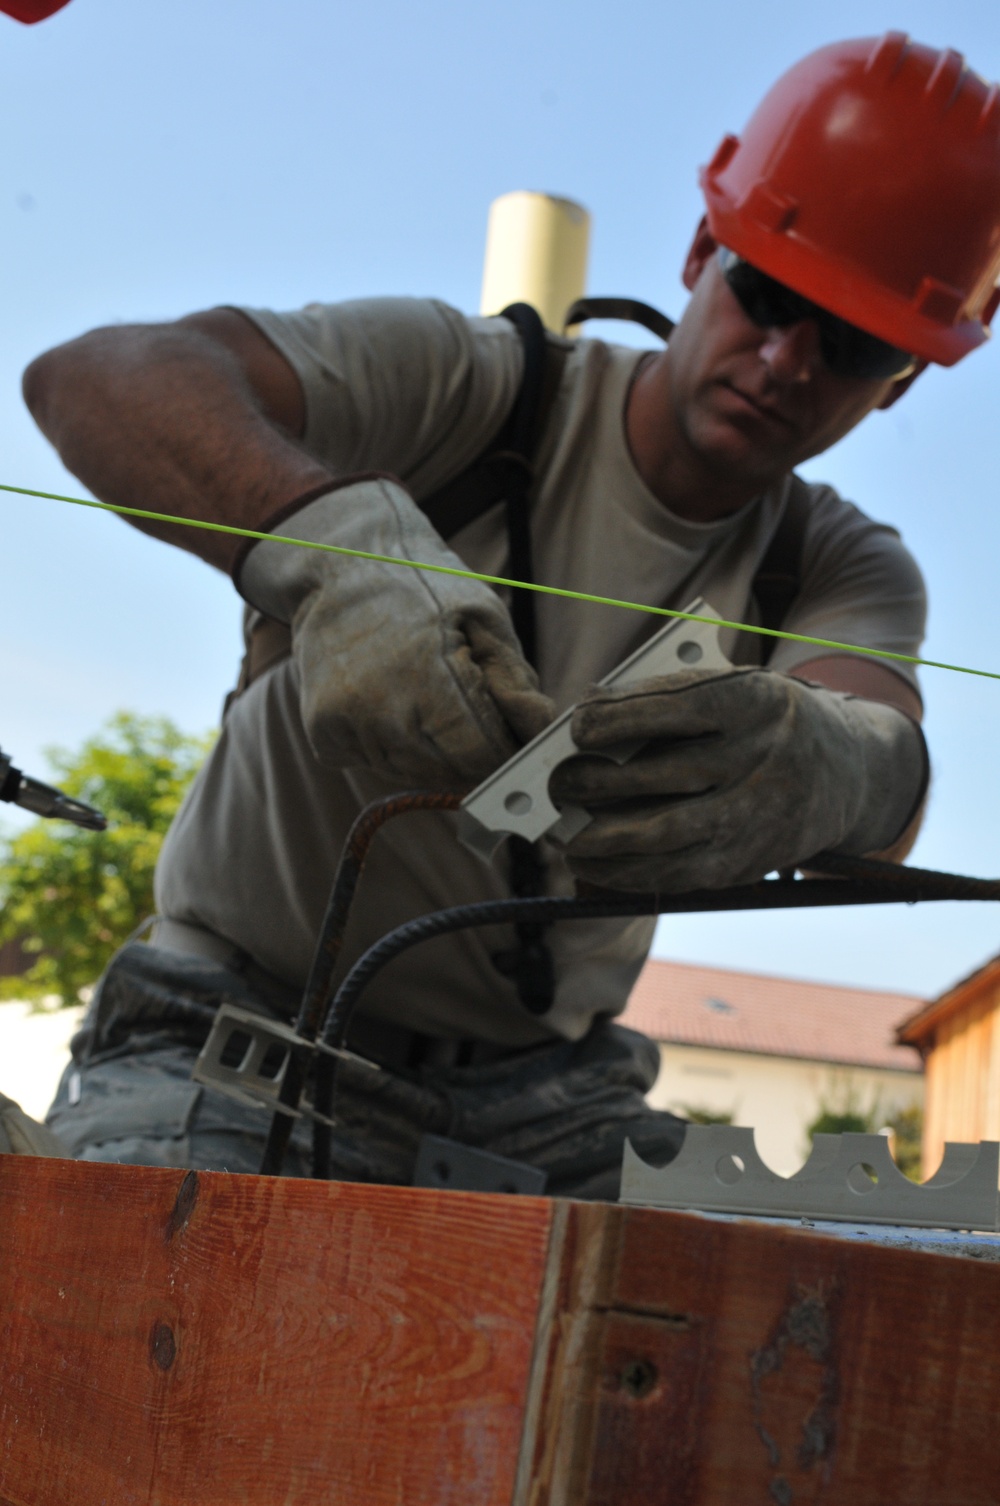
[699, 34, 1000, 366]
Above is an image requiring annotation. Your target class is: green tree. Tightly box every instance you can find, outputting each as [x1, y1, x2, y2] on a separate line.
[806, 1092, 924, 1182]
[808, 1107, 872, 1137]
[885, 1105, 924, 1182]
[0, 713, 212, 1005]
[678, 1105, 734, 1126]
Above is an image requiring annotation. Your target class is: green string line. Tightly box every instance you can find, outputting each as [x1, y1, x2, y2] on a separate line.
[3, 479, 997, 684]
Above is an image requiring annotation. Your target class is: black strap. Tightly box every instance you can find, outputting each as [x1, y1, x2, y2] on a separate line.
[494, 303, 548, 665]
[752, 480, 810, 665]
[419, 303, 568, 1015]
[419, 302, 564, 667]
[564, 296, 675, 343]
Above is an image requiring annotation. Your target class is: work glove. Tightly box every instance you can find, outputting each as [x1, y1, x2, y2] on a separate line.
[548, 667, 928, 893]
[234, 475, 553, 789]
[0, 1092, 66, 1157]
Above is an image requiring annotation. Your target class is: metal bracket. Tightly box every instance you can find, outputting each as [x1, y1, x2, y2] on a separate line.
[192, 1003, 379, 1122]
[413, 1133, 547, 1195]
[619, 1124, 1000, 1231]
[458, 598, 730, 859]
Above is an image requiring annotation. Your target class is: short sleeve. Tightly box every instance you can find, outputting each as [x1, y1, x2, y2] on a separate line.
[766, 482, 927, 697]
[235, 297, 523, 499]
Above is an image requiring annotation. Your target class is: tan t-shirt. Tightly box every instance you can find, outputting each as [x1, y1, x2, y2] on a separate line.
[155, 297, 927, 1044]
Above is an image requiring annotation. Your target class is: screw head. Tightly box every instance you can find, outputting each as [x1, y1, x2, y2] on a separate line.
[620, 1358, 658, 1398]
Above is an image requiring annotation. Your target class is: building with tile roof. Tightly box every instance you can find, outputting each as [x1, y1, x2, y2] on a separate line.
[622, 959, 924, 1176]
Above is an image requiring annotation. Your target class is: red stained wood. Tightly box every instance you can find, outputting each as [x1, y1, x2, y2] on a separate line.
[5, 1161, 1000, 1504]
[524, 1205, 1000, 1505]
[0, 1158, 554, 1506]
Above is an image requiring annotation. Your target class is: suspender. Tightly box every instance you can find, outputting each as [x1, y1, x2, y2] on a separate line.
[419, 302, 569, 668]
[752, 479, 810, 662]
[418, 304, 567, 1014]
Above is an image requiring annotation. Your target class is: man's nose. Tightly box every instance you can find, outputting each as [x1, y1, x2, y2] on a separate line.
[757, 320, 824, 383]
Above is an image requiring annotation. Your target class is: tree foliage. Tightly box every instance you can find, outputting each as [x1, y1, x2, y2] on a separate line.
[0, 713, 212, 1005]
[806, 1093, 924, 1182]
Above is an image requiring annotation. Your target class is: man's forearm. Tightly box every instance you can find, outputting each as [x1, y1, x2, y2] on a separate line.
[22, 321, 332, 571]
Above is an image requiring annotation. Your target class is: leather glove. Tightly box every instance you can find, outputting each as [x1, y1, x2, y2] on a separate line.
[549, 667, 928, 892]
[234, 475, 553, 789]
[0, 1092, 66, 1157]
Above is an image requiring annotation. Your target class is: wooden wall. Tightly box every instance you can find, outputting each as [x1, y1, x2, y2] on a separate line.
[922, 972, 1000, 1175]
[4, 1158, 1000, 1503]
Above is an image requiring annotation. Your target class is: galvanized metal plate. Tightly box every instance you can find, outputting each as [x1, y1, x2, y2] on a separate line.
[620, 1124, 1000, 1231]
[192, 1003, 378, 1122]
[458, 598, 729, 858]
[413, 1133, 547, 1195]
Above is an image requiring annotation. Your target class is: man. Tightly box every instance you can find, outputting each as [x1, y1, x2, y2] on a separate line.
[25, 35, 1000, 1196]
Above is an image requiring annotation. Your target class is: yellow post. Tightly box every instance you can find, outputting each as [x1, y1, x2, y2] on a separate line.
[479, 191, 590, 333]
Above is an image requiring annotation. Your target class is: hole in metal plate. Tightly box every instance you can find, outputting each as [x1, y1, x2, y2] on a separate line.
[847, 1161, 879, 1194]
[504, 790, 533, 815]
[715, 1153, 745, 1185]
[219, 1029, 253, 1070]
[677, 640, 703, 664]
[258, 1043, 289, 1081]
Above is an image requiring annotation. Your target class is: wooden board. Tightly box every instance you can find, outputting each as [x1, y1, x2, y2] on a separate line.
[523, 1203, 1000, 1504]
[3, 1158, 1000, 1504]
[0, 1158, 554, 1506]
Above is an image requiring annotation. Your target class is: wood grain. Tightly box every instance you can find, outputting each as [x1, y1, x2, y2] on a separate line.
[525, 1204, 1000, 1505]
[6, 1159, 1000, 1504]
[0, 1158, 554, 1506]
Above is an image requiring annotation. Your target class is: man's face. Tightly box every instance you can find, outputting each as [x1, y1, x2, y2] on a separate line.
[665, 227, 904, 484]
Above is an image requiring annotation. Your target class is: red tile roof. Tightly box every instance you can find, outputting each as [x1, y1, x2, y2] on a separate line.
[622, 959, 923, 1073]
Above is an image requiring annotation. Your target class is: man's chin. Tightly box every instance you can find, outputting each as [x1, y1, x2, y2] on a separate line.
[687, 419, 794, 485]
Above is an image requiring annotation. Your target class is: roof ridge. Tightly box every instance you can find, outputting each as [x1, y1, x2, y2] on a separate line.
[641, 955, 924, 1005]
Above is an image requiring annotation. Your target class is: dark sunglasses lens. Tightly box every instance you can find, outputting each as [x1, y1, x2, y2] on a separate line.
[818, 322, 916, 380]
[722, 257, 808, 329]
[720, 250, 916, 381]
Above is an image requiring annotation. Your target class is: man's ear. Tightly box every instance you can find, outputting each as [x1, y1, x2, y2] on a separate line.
[878, 361, 927, 410]
[682, 217, 718, 291]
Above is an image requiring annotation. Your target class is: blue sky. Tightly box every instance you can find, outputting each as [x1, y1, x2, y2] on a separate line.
[1, 0, 999, 996]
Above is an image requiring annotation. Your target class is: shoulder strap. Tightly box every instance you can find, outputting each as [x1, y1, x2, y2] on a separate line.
[493, 303, 548, 668]
[563, 296, 675, 343]
[418, 303, 566, 545]
[752, 480, 811, 665]
[418, 302, 569, 668]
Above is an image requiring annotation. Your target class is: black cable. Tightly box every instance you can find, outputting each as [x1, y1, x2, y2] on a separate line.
[319, 859, 1000, 1059]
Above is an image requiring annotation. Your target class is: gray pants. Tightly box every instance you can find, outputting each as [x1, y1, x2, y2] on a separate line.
[48, 943, 686, 1201]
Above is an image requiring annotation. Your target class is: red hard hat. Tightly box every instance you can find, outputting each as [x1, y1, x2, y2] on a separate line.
[0, 0, 70, 19]
[700, 34, 1000, 366]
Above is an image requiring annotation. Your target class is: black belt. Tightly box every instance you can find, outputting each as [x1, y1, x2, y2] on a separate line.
[345, 1012, 533, 1073]
[144, 919, 533, 1073]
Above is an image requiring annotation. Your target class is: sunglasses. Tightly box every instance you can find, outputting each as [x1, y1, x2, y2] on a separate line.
[717, 248, 918, 381]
